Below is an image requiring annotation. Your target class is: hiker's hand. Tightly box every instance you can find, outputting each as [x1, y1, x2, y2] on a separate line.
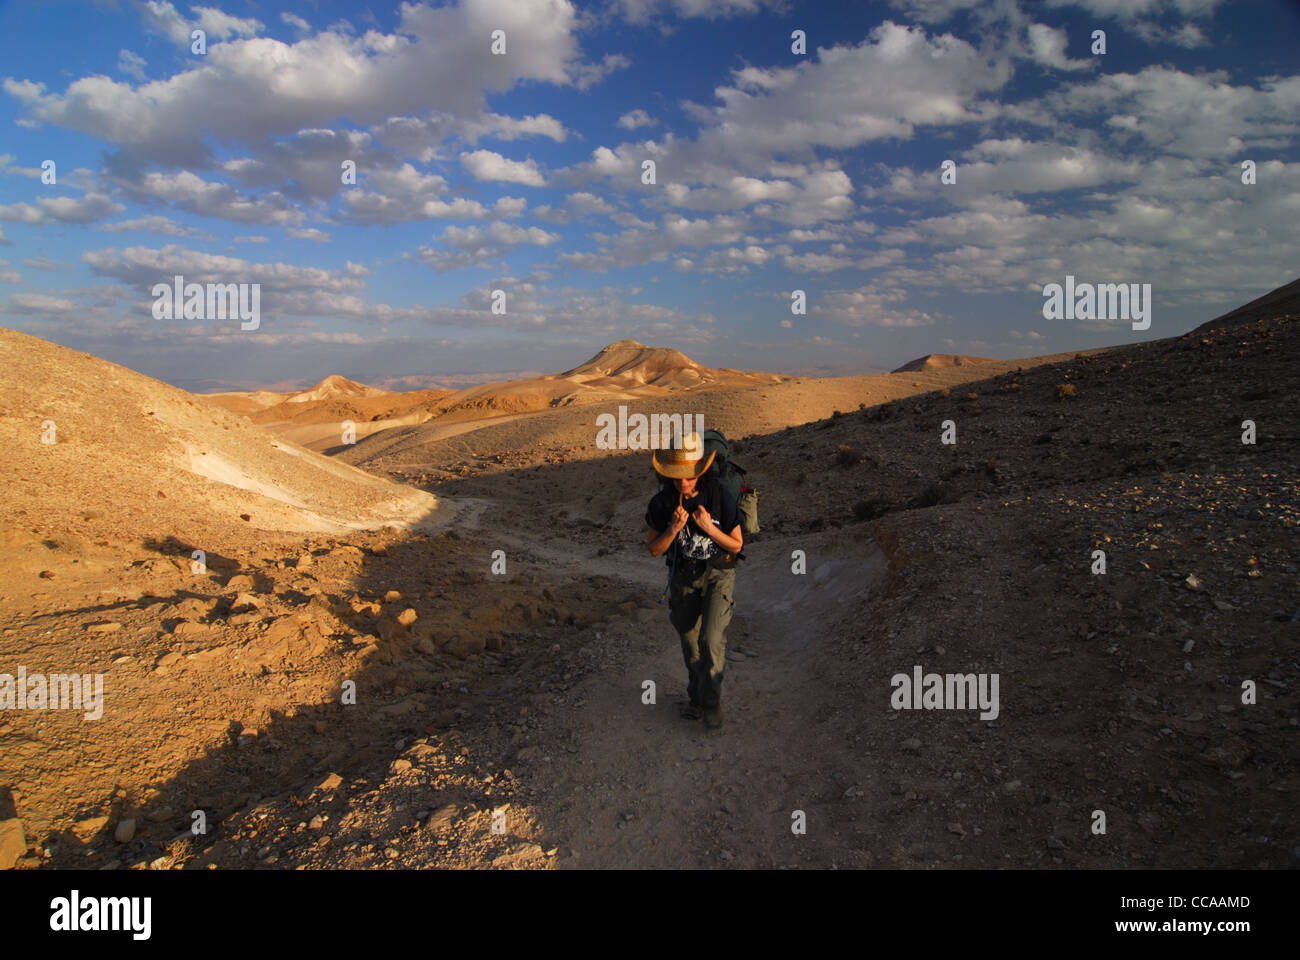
[691, 505, 715, 533]
[671, 505, 689, 533]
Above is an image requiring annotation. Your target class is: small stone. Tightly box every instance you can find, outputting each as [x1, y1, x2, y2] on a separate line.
[1003, 780, 1022, 793]
[85, 622, 122, 634]
[384, 590, 402, 602]
[901, 737, 922, 751]
[114, 819, 136, 843]
[308, 815, 324, 830]
[948, 823, 965, 837]
[297, 553, 314, 568]
[424, 804, 459, 832]
[1184, 573, 1203, 591]
[397, 608, 418, 627]
[316, 772, 343, 793]
[73, 815, 109, 838]
[230, 592, 262, 612]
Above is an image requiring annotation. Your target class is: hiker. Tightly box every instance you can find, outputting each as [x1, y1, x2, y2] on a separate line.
[645, 431, 742, 729]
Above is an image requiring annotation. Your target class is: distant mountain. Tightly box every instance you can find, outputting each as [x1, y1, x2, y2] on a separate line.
[891, 354, 996, 374]
[557, 339, 786, 392]
[283, 375, 388, 404]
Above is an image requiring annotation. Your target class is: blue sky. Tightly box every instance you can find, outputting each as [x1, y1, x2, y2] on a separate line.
[0, 0, 1297, 391]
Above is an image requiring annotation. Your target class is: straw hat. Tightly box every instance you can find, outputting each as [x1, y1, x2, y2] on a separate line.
[651, 431, 716, 479]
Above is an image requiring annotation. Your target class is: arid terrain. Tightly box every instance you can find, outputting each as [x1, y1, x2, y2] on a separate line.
[1, 281, 1296, 871]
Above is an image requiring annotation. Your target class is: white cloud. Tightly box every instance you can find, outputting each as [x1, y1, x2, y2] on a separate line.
[866, 139, 1142, 200]
[438, 222, 559, 249]
[1046, 66, 1300, 159]
[8, 292, 78, 314]
[0, 260, 21, 283]
[7, 0, 599, 169]
[78, 243, 406, 322]
[280, 11, 311, 35]
[566, 192, 616, 216]
[0, 154, 42, 178]
[0, 192, 124, 225]
[118, 170, 301, 225]
[614, 0, 781, 23]
[617, 109, 656, 130]
[117, 50, 147, 81]
[1026, 23, 1092, 71]
[558, 212, 751, 271]
[288, 227, 330, 242]
[573, 53, 631, 91]
[460, 149, 545, 186]
[685, 22, 1011, 160]
[101, 214, 207, 237]
[138, 1, 264, 46]
[813, 284, 939, 327]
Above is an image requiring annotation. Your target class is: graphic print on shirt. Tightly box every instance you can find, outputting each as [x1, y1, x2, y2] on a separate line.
[676, 510, 718, 560]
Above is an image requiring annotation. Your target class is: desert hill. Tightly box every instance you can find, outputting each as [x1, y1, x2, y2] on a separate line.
[891, 353, 995, 373]
[1193, 274, 1300, 331]
[557, 339, 785, 392]
[283, 374, 387, 404]
[0, 329, 438, 549]
[201, 340, 789, 451]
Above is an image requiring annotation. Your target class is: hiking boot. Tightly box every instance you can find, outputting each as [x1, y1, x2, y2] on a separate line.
[680, 703, 702, 720]
[703, 705, 723, 729]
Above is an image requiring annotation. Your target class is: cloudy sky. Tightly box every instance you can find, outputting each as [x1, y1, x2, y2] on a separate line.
[0, 0, 1296, 391]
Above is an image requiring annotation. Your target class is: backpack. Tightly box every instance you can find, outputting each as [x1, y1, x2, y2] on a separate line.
[699, 429, 759, 537]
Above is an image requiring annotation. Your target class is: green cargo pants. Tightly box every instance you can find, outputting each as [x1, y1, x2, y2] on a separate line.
[668, 560, 736, 710]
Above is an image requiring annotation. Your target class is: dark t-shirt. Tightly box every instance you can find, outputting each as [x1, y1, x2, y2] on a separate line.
[645, 483, 740, 562]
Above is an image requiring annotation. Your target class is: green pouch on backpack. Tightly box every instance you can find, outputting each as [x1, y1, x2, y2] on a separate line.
[738, 487, 759, 535]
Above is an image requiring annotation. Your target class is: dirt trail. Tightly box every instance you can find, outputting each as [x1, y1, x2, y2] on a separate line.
[464, 505, 890, 869]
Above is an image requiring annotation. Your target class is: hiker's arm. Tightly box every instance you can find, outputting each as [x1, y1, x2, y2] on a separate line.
[646, 525, 676, 557]
[647, 505, 689, 556]
[709, 523, 743, 555]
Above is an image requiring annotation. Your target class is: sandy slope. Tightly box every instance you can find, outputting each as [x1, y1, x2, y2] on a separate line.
[0, 328, 437, 543]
